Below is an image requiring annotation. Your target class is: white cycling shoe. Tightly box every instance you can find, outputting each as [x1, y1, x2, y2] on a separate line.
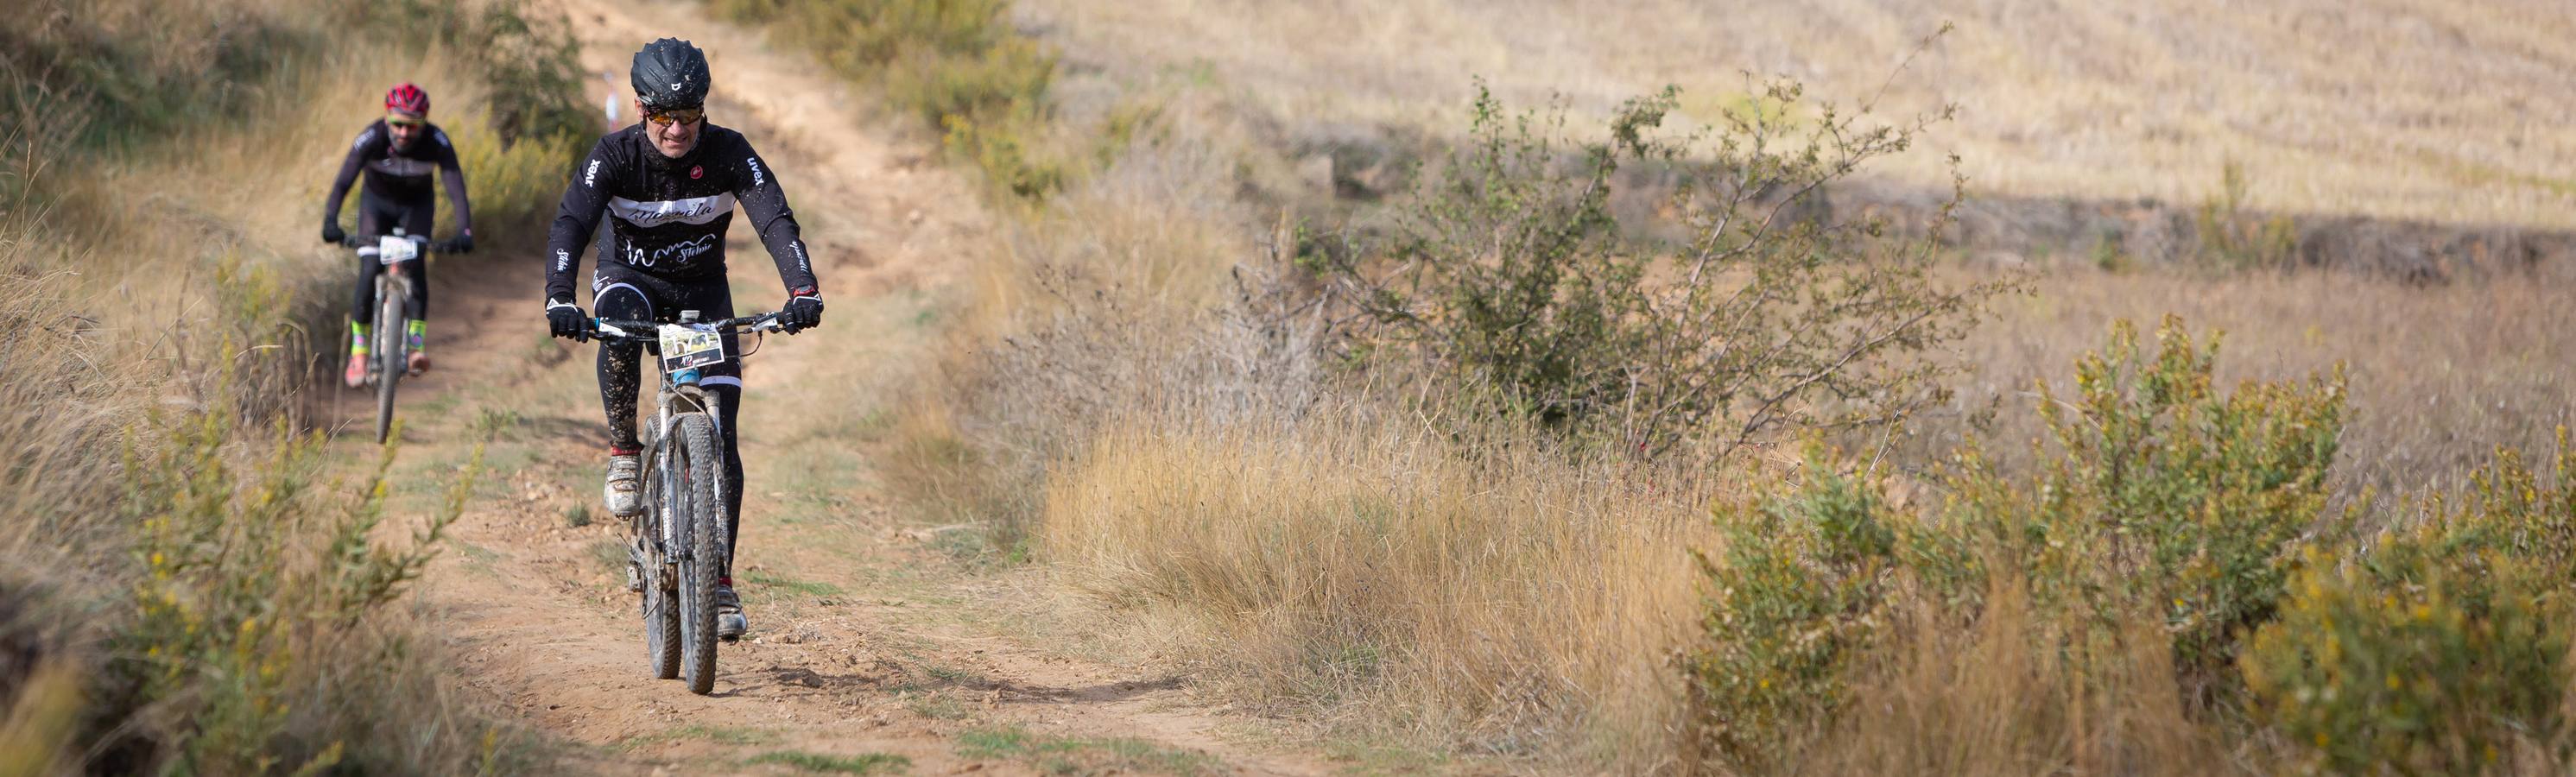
[714, 584, 747, 641]
[604, 452, 643, 517]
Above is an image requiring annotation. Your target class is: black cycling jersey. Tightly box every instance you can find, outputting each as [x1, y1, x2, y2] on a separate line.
[324, 119, 472, 233]
[543, 123, 817, 302]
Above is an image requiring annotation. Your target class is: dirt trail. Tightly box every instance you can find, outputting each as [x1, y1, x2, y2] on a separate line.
[344, 2, 1327, 773]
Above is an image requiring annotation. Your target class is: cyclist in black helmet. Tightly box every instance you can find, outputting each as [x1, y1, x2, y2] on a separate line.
[542, 38, 824, 640]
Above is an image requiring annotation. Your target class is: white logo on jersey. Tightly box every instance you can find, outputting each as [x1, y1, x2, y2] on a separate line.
[606, 193, 736, 228]
[627, 234, 718, 268]
[351, 128, 375, 150]
[554, 250, 571, 272]
[746, 157, 764, 189]
[790, 241, 808, 274]
[434, 129, 451, 148]
[584, 159, 601, 187]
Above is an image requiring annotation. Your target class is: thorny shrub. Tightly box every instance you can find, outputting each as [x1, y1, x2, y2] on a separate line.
[1321, 68, 2012, 458]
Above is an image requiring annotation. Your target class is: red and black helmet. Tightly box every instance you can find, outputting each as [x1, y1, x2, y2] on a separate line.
[384, 82, 431, 116]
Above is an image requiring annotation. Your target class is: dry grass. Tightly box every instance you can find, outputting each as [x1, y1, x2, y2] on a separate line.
[1043, 419, 1708, 764]
[1020, 0, 2576, 229]
[1795, 586, 2219, 776]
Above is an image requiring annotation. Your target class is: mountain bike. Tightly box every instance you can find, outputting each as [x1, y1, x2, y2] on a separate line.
[344, 230, 429, 444]
[589, 310, 787, 695]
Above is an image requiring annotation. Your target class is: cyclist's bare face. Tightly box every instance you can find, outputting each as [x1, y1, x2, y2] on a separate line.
[385, 111, 426, 149]
[636, 99, 702, 159]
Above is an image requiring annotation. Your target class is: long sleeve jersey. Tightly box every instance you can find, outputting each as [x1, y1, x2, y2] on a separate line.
[323, 119, 472, 232]
[542, 123, 817, 302]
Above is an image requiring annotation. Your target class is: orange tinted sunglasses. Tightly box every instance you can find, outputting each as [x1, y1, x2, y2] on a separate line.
[643, 105, 705, 126]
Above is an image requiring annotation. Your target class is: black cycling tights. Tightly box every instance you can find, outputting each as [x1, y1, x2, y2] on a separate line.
[596, 278, 747, 579]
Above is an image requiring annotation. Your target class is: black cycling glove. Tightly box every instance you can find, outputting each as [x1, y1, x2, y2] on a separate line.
[436, 231, 473, 255]
[780, 287, 824, 333]
[323, 223, 345, 245]
[547, 296, 589, 342]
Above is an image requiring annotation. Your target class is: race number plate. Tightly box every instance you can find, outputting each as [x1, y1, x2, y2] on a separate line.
[377, 235, 419, 264]
[657, 324, 725, 372]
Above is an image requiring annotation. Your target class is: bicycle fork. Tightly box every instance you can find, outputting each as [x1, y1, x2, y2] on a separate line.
[649, 388, 733, 568]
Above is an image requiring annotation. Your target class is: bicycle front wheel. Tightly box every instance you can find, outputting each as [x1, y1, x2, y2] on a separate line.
[373, 278, 404, 444]
[642, 440, 682, 679]
[670, 412, 724, 695]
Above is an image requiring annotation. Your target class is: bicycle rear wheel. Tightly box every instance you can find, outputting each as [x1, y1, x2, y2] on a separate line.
[671, 412, 724, 695]
[373, 277, 404, 444]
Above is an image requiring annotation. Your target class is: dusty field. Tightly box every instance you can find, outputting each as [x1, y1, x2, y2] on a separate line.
[1019, 0, 2576, 229]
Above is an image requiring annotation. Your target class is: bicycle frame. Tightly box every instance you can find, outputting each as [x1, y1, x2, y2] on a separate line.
[647, 377, 725, 566]
[356, 231, 427, 387]
[592, 313, 780, 587]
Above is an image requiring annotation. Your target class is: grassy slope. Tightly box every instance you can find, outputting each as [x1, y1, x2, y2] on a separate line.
[1021, 0, 2576, 230]
[0, 0, 585, 772]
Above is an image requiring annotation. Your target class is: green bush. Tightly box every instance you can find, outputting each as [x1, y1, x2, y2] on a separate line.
[1322, 79, 2009, 458]
[103, 380, 490, 774]
[1939, 316, 2346, 682]
[1688, 317, 2349, 772]
[2244, 437, 2576, 773]
[1687, 445, 1902, 767]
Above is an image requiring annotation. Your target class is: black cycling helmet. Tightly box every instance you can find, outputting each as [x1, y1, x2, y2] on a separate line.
[631, 38, 711, 109]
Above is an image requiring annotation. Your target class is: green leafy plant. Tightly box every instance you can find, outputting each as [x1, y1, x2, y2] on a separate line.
[2243, 435, 2576, 773]
[1940, 316, 2346, 683]
[1687, 445, 1903, 767]
[110, 382, 484, 774]
[1687, 317, 2350, 772]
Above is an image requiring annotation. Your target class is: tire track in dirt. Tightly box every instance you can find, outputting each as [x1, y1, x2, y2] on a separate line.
[350, 1, 1330, 773]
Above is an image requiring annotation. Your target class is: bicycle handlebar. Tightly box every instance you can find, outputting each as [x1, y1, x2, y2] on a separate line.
[344, 234, 468, 254]
[587, 312, 786, 342]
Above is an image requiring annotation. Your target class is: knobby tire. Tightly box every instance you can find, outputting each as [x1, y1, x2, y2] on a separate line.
[673, 412, 724, 695]
[643, 422, 683, 679]
[373, 278, 403, 445]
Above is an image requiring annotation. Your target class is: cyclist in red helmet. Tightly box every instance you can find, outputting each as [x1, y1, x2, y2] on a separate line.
[321, 82, 476, 387]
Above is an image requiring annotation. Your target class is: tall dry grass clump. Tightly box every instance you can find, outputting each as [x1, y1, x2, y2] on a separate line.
[0, 0, 588, 772]
[1046, 417, 1710, 756]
